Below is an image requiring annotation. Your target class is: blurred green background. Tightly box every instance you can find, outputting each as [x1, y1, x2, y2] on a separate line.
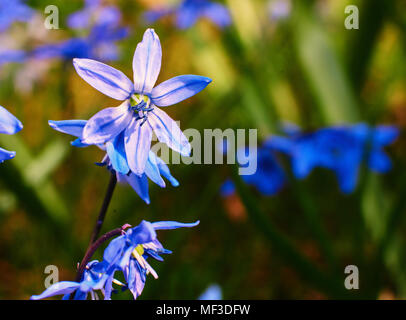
[1, 0, 406, 299]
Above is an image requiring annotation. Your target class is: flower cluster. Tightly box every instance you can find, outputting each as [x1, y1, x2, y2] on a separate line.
[30, 220, 199, 300]
[223, 123, 399, 197]
[33, 0, 129, 62]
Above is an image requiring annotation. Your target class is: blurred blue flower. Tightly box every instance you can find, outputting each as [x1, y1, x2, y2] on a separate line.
[0, 0, 33, 32]
[198, 284, 222, 300]
[220, 179, 235, 197]
[30, 260, 124, 300]
[99, 220, 199, 299]
[48, 119, 179, 204]
[268, 0, 291, 21]
[67, 0, 121, 30]
[0, 49, 26, 66]
[72, 28, 211, 176]
[144, 0, 231, 29]
[266, 123, 399, 194]
[238, 146, 287, 196]
[0, 106, 23, 163]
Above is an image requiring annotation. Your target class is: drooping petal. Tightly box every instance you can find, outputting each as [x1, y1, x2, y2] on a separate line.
[148, 108, 191, 156]
[48, 119, 87, 138]
[152, 220, 200, 230]
[30, 282, 80, 300]
[151, 75, 212, 107]
[106, 131, 130, 174]
[0, 106, 23, 135]
[145, 152, 165, 188]
[0, 147, 16, 163]
[154, 152, 179, 187]
[124, 173, 150, 204]
[124, 118, 153, 175]
[73, 58, 133, 100]
[132, 28, 162, 95]
[82, 101, 132, 145]
[103, 235, 126, 264]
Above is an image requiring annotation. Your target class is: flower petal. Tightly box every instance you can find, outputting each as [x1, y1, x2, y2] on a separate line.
[124, 173, 150, 204]
[0, 147, 15, 162]
[148, 108, 191, 156]
[133, 28, 162, 95]
[73, 58, 133, 100]
[154, 152, 179, 187]
[124, 118, 153, 175]
[145, 152, 165, 187]
[151, 75, 212, 107]
[30, 282, 80, 300]
[152, 220, 200, 230]
[48, 119, 87, 138]
[0, 106, 23, 135]
[106, 131, 130, 174]
[82, 101, 132, 145]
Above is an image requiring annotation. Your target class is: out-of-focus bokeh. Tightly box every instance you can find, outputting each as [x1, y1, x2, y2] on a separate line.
[1, 0, 406, 299]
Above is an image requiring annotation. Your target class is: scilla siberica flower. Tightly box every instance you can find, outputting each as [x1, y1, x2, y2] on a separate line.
[0, 0, 33, 32]
[0, 106, 23, 162]
[265, 123, 399, 194]
[48, 119, 178, 204]
[72, 28, 211, 176]
[144, 0, 231, 30]
[30, 220, 199, 300]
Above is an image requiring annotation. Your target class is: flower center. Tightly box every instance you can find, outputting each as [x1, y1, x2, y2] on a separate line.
[134, 244, 145, 256]
[130, 94, 153, 125]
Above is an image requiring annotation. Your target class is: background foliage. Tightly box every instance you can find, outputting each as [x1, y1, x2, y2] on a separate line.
[1, 0, 406, 299]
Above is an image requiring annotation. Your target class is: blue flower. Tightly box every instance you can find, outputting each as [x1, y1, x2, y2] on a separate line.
[100, 220, 199, 299]
[30, 260, 124, 300]
[72, 28, 211, 176]
[265, 123, 399, 194]
[198, 284, 222, 300]
[145, 0, 231, 29]
[31, 220, 199, 300]
[0, 0, 33, 32]
[0, 106, 23, 163]
[48, 119, 179, 204]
